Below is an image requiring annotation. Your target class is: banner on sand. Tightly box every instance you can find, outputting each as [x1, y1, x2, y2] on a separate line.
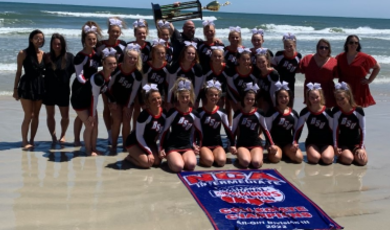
[178, 169, 343, 230]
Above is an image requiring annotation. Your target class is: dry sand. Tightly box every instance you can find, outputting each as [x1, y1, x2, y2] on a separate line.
[1, 89, 390, 230]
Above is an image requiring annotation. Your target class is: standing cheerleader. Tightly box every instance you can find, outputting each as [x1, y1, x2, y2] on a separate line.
[156, 20, 174, 64]
[125, 84, 166, 168]
[198, 20, 225, 68]
[197, 80, 234, 167]
[143, 39, 170, 109]
[256, 48, 280, 113]
[167, 42, 203, 106]
[333, 82, 367, 166]
[71, 21, 102, 146]
[250, 28, 273, 65]
[96, 18, 127, 143]
[202, 46, 229, 107]
[159, 78, 203, 172]
[226, 48, 259, 112]
[272, 33, 302, 107]
[129, 19, 151, 63]
[264, 81, 303, 163]
[72, 48, 117, 156]
[293, 83, 334, 164]
[107, 44, 142, 152]
[231, 83, 268, 168]
[224, 26, 243, 67]
[13, 30, 45, 149]
[43, 33, 75, 144]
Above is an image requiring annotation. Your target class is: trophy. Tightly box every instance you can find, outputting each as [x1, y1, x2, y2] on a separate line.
[152, 1, 231, 22]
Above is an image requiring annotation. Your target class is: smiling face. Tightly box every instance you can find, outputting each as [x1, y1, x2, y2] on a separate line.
[256, 55, 269, 70]
[206, 87, 220, 106]
[135, 27, 147, 42]
[153, 46, 166, 62]
[108, 25, 121, 41]
[277, 90, 290, 108]
[103, 56, 117, 72]
[148, 91, 162, 109]
[178, 91, 191, 106]
[183, 21, 195, 39]
[84, 33, 97, 48]
[211, 49, 223, 64]
[243, 91, 256, 108]
[316, 41, 330, 58]
[51, 38, 62, 54]
[308, 90, 322, 107]
[159, 28, 170, 42]
[124, 50, 139, 67]
[251, 34, 263, 48]
[185, 46, 196, 63]
[31, 33, 44, 48]
[203, 25, 215, 41]
[238, 53, 251, 67]
[335, 91, 350, 109]
[284, 40, 296, 55]
[228, 31, 241, 46]
[347, 36, 359, 52]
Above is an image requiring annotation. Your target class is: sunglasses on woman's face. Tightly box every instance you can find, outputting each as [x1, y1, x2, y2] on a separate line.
[318, 46, 329, 50]
[348, 41, 359, 45]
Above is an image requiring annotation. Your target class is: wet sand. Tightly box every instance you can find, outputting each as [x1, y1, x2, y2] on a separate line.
[1, 88, 390, 230]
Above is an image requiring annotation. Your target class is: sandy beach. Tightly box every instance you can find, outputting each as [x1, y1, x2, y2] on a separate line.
[1, 85, 390, 230]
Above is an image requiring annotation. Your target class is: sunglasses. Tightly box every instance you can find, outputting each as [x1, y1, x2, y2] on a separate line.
[348, 41, 359, 45]
[318, 46, 329, 50]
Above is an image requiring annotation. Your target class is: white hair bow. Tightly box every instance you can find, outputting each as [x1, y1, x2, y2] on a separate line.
[153, 38, 166, 47]
[202, 20, 215, 27]
[335, 81, 349, 90]
[256, 48, 268, 55]
[283, 32, 296, 41]
[306, 82, 322, 91]
[275, 81, 290, 91]
[133, 19, 146, 28]
[109, 18, 123, 27]
[237, 47, 251, 53]
[251, 28, 264, 35]
[184, 41, 197, 49]
[210, 46, 224, 51]
[84, 25, 97, 34]
[157, 20, 170, 29]
[143, 83, 159, 93]
[125, 43, 141, 52]
[229, 26, 241, 33]
[102, 48, 117, 58]
[178, 79, 192, 91]
[206, 80, 222, 91]
[244, 82, 260, 93]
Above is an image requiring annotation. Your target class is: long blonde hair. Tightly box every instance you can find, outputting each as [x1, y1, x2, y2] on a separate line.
[124, 47, 143, 72]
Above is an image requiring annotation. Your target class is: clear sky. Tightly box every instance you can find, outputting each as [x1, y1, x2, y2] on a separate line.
[4, 0, 390, 19]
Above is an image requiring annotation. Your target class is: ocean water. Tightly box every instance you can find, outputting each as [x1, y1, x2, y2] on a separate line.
[1, 1, 390, 95]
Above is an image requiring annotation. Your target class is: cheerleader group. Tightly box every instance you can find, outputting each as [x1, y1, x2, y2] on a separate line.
[13, 17, 370, 172]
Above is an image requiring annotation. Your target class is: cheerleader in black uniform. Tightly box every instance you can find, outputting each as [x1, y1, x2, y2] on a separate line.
[128, 19, 151, 63]
[43, 33, 75, 144]
[159, 78, 203, 172]
[142, 40, 170, 109]
[198, 20, 225, 68]
[226, 48, 259, 113]
[73, 48, 117, 156]
[333, 82, 367, 166]
[96, 18, 127, 143]
[231, 83, 268, 168]
[125, 84, 166, 168]
[264, 81, 303, 163]
[107, 44, 142, 152]
[250, 28, 274, 65]
[13, 30, 45, 149]
[271, 33, 302, 107]
[293, 83, 334, 164]
[71, 21, 102, 146]
[256, 48, 280, 113]
[167, 42, 204, 107]
[198, 80, 234, 167]
[224, 26, 244, 67]
[156, 20, 174, 64]
[202, 46, 229, 108]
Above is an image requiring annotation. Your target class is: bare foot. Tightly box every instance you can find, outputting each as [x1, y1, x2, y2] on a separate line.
[74, 140, 82, 147]
[90, 151, 98, 156]
[22, 143, 34, 150]
[59, 136, 66, 143]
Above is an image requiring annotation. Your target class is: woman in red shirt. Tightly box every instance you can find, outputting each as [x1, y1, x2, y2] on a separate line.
[300, 39, 338, 108]
[336, 35, 380, 107]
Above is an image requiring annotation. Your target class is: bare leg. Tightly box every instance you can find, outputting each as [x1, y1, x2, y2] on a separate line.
[20, 99, 33, 148]
[199, 147, 215, 167]
[306, 145, 322, 164]
[73, 116, 82, 146]
[102, 95, 112, 143]
[29, 100, 42, 145]
[76, 110, 97, 156]
[268, 145, 282, 163]
[121, 108, 132, 151]
[166, 151, 185, 173]
[58, 106, 69, 143]
[250, 147, 264, 168]
[237, 147, 251, 168]
[283, 144, 303, 163]
[213, 147, 226, 167]
[338, 149, 354, 165]
[321, 145, 335, 165]
[110, 105, 122, 152]
[182, 150, 197, 171]
[45, 105, 57, 143]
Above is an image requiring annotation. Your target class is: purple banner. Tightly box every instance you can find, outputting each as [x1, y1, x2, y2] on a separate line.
[178, 169, 343, 230]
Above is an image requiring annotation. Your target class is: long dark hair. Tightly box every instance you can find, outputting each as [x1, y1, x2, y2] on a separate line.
[26, 29, 45, 55]
[49, 33, 67, 70]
